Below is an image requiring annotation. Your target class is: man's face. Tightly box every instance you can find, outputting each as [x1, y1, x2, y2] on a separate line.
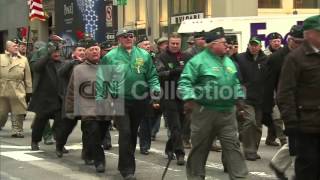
[208, 38, 228, 56]
[195, 37, 206, 48]
[51, 50, 61, 61]
[158, 41, 168, 52]
[19, 44, 27, 54]
[7, 42, 19, 55]
[168, 37, 181, 53]
[248, 42, 262, 55]
[73, 47, 86, 60]
[139, 40, 151, 52]
[288, 37, 304, 50]
[227, 44, 238, 56]
[85, 46, 101, 63]
[118, 33, 135, 49]
[304, 30, 320, 47]
[269, 39, 282, 50]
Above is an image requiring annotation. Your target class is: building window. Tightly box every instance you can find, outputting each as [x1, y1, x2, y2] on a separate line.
[294, 0, 320, 8]
[258, 0, 281, 8]
[173, 0, 206, 14]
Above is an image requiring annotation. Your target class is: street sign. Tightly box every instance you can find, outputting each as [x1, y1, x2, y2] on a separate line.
[105, 5, 113, 27]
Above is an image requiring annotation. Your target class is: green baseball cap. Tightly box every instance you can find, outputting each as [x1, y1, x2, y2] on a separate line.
[249, 36, 262, 45]
[303, 15, 320, 31]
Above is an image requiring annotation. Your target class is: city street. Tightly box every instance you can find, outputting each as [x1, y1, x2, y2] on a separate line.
[0, 113, 294, 180]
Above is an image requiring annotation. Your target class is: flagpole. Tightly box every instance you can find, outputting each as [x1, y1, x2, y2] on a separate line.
[26, 26, 31, 59]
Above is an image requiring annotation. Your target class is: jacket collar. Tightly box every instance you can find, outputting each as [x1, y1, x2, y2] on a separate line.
[5, 50, 22, 58]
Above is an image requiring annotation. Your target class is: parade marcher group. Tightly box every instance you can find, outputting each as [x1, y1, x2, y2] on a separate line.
[1, 14, 319, 180]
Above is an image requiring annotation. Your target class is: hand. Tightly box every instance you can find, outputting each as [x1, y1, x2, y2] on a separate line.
[151, 99, 160, 109]
[236, 99, 247, 119]
[152, 102, 160, 109]
[184, 100, 197, 114]
[47, 42, 58, 54]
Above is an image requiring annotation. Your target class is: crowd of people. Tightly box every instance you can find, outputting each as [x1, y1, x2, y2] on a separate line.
[0, 15, 319, 180]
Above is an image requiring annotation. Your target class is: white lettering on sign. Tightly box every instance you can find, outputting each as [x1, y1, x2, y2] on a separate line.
[171, 13, 204, 25]
[64, 3, 74, 16]
[105, 33, 115, 40]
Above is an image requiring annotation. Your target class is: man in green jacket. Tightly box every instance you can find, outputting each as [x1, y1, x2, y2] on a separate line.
[96, 28, 160, 180]
[178, 27, 248, 180]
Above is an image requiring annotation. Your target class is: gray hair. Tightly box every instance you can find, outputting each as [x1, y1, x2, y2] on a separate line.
[6, 40, 16, 49]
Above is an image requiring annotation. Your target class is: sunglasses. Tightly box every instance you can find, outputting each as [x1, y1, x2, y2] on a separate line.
[121, 33, 134, 39]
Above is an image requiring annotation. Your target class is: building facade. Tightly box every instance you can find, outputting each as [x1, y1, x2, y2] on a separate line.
[1, 0, 319, 52]
[0, 0, 29, 52]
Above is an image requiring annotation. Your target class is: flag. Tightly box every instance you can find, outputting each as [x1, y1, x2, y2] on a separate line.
[28, 0, 46, 21]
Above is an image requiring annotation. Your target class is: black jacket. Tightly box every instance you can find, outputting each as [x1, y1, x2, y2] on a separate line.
[277, 41, 320, 134]
[28, 55, 63, 114]
[236, 49, 267, 106]
[155, 49, 191, 101]
[262, 46, 290, 113]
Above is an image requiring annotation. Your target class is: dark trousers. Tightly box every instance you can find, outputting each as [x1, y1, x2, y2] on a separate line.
[103, 121, 112, 147]
[182, 113, 191, 143]
[32, 110, 62, 143]
[151, 112, 162, 137]
[162, 100, 185, 157]
[115, 100, 147, 177]
[81, 120, 108, 166]
[295, 134, 320, 180]
[55, 117, 78, 149]
[139, 116, 152, 151]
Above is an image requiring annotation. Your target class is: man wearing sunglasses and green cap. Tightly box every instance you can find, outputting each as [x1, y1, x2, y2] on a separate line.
[96, 28, 160, 180]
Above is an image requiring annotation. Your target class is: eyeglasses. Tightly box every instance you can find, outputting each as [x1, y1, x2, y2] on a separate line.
[121, 33, 134, 39]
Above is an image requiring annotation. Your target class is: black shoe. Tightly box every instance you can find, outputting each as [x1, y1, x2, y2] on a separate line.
[151, 135, 156, 141]
[245, 153, 260, 161]
[56, 149, 63, 158]
[176, 155, 185, 166]
[269, 163, 288, 180]
[266, 140, 280, 146]
[44, 138, 55, 145]
[103, 144, 112, 150]
[140, 149, 149, 155]
[123, 174, 136, 180]
[12, 133, 24, 138]
[62, 147, 69, 153]
[84, 159, 94, 165]
[95, 163, 105, 173]
[31, 142, 39, 151]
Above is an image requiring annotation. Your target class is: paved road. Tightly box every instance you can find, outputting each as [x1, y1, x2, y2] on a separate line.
[0, 113, 294, 180]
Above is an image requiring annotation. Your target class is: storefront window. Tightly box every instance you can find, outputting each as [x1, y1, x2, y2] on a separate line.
[294, 0, 320, 8]
[258, 0, 282, 8]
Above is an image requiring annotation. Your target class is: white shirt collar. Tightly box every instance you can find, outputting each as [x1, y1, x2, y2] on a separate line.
[310, 44, 320, 53]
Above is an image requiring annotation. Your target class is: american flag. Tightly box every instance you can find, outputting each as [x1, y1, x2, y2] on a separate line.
[28, 0, 46, 21]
